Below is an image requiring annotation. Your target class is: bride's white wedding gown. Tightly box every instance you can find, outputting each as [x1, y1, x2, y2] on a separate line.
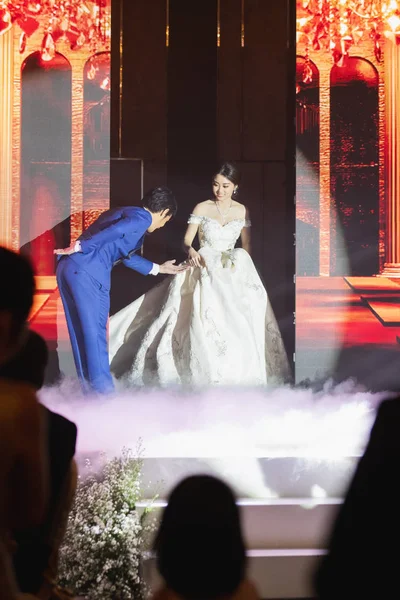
[109, 215, 290, 387]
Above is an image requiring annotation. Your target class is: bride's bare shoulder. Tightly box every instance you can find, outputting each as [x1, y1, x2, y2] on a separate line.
[232, 200, 247, 218]
[191, 200, 214, 216]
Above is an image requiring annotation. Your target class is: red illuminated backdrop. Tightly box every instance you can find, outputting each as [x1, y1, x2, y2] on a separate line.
[296, 0, 400, 388]
[0, 1, 111, 380]
[1, 0, 399, 388]
[0, 0, 111, 261]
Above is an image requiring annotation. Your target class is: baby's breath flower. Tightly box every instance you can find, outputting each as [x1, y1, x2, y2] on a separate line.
[58, 444, 158, 600]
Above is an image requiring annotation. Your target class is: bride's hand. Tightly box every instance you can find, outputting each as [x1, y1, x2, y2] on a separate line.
[188, 247, 204, 268]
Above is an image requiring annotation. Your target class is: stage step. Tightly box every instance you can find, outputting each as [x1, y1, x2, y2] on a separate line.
[143, 549, 325, 599]
[138, 498, 340, 551]
[363, 297, 400, 326]
[139, 455, 359, 501]
[29, 293, 51, 321]
[138, 499, 339, 599]
[344, 276, 400, 294]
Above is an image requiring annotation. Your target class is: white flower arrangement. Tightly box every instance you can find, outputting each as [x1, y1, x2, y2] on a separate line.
[58, 446, 157, 600]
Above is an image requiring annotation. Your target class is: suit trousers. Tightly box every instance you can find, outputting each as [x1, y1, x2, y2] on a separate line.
[56, 257, 114, 394]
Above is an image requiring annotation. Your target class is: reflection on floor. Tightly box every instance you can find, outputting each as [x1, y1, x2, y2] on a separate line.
[296, 276, 400, 347]
[296, 276, 400, 389]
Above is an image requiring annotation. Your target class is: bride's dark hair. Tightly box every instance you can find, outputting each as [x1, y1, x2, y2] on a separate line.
[214, 162, 241, 187]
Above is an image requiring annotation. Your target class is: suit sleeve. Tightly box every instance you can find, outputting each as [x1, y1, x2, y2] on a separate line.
[122, 253, 155, 275]
[79, 215, 134, 254]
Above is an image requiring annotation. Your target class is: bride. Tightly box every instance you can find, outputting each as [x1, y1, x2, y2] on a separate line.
[109, 162, 290, 387]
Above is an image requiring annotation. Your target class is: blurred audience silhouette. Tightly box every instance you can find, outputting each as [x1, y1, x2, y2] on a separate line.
[153, 474, 260, 600]
[314, 396, 400, 599]
[0, 246, 77, 600]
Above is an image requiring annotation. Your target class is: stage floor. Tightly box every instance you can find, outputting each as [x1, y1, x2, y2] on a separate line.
[296, 276, 400, 347]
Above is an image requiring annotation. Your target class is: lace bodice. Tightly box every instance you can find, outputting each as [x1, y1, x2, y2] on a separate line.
[188, 215, 250, 252]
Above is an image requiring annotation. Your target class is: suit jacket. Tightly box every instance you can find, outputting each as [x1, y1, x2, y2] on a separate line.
[66, 206, 154, 290]
[314, 397, 400, 599]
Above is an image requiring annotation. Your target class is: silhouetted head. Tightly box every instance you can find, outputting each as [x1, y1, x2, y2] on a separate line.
[154, 475, 246, 600]
[0, 329, 48, 390]
[0, 247, 35, 365]
[143, 187, 177, 232]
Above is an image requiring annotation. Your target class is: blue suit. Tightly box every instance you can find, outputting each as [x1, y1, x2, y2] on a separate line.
[56, 207, 154, 393]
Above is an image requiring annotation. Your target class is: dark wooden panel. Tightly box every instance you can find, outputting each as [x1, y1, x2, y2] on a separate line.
[167, 0, 217, 164]
[217, 0, 242, 160]
[142, 160, 169, 264]
[143, 160, 167, 193]
[110, 158, 142, 208]
[120, 0, 167, 159]
[263, 161, 295, 363]
[237, 161, 264, 267]
[167, 0, 218, 260]
[242, 0, 288, 161]
[262, 161, 289, 295]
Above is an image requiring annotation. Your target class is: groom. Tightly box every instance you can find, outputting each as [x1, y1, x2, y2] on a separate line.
[55, 187, 187, 394]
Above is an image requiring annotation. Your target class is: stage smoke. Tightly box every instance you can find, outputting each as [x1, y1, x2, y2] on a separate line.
[39, 379, 387, 459]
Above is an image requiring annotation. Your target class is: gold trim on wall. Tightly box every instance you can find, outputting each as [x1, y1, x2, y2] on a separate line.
[71, 63, 84, 243]
[8, 21, 109, 249]
[318, 66, 331, 277]
[0, 29, 14, 249]
[381, 40, 400, 276]
[119, 0, 124, 156]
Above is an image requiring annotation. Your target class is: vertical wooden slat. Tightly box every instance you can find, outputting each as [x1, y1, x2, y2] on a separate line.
[217, 0, 242, 160]
[242, 0, 288, 161]
[166, 0, 218, 259]
[110, 158, 142, 207]
[120, 0, 167, 159]
[143, 161, 167, 192]
[238, 161, 264, 265]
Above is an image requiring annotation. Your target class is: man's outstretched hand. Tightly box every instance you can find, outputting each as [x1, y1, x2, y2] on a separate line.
[54, 244, 77, 255]
[159, 259, 189, 275]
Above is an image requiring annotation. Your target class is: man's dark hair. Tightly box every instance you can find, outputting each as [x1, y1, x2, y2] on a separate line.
[0, 329, 48, 390]
[142, 186, 177, 218]
[154, 475, 246, 600]
[0, 247, 35, 338]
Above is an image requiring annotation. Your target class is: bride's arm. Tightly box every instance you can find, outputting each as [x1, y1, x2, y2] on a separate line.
[183, 222, 204, 268]
[182, 204, 205, 267]
[182, 222, 199, 255]
[183, 203, 204, 254]
[241, 207, 252, 254]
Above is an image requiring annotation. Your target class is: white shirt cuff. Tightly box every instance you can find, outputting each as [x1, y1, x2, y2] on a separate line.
[74, 241, 82, 252]
[150, 263, 160, 276]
